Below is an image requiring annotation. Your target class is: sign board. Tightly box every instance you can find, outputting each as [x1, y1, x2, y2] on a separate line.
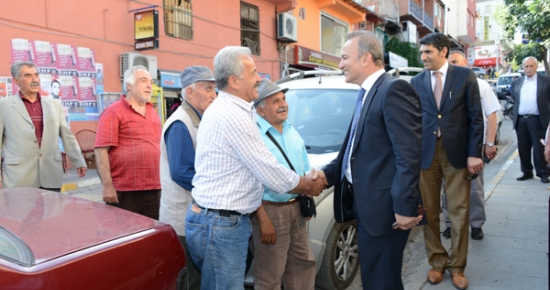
[389, 52, 408, 68]
[294, 45, 340, 69]
[135, 10, 159, 40]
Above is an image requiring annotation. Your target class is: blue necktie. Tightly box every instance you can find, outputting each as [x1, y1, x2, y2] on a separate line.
[341, 88, 366, 180]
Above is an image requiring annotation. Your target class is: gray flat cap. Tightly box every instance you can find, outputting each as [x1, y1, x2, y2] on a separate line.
[180, 66, 215, 88]
[254, 78, 289, 107]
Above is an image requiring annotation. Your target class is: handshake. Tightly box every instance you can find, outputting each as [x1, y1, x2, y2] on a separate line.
[291, 168, 328, 196]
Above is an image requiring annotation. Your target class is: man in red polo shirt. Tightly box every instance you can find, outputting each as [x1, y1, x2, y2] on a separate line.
[94, 65, 162, 219]
[0, 61, 86, 191]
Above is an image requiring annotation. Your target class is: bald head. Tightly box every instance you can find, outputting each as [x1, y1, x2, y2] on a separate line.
[448, 50, 468, 67]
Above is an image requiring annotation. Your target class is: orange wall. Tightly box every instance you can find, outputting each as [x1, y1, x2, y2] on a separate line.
[0, 0, 282, 141]
[290, 0, 364, 53]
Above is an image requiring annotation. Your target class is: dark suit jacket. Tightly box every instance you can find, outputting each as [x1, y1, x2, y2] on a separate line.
[511, 74, 550, 129]
[410, 65, 484, 169]
[323, 73, 423, 237]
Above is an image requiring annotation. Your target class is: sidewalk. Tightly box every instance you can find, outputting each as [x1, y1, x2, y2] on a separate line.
[61, 167, 102, 203]
[404, 151, 549, 290]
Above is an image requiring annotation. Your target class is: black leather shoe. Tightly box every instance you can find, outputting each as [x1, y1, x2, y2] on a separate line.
[442, 227, 451, 239]
[541, 176, 550, 183]
[517, 174, 534, 181]
[471, 227, 484, 240]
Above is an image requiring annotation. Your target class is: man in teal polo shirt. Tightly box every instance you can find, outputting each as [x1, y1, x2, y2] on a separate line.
[252, 78, 316, 289]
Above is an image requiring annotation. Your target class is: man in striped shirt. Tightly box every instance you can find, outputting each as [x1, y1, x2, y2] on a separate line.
[185, 46, 326, 289]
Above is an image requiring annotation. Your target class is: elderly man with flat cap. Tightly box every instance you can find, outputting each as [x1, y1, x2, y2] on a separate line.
[159, 66, 216, 290]
[251, 78, 316, 290]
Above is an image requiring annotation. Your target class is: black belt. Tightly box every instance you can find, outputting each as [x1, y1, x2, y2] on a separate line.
[518, 114, 539, 118]
[192, 200, 245, 217]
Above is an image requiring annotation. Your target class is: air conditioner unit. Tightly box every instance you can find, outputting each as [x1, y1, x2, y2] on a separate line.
[120, 52, 158, 81]
[277, 13, 297, 43]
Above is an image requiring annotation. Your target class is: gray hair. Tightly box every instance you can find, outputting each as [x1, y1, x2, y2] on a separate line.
[346, 31, 384, 66]
[256, 99, 266, 108]
[522, 56, 538, 67]
[180, 83, 195, 101]
[449, 50, 466, 59]
[11, 61, 38, 78]
[213, 46, 252, 91]
[123, 65, 149, 88]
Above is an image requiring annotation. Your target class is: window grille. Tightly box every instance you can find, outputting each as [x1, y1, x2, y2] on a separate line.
[241, 2, 260, 56]
[164, 0, 193, 40]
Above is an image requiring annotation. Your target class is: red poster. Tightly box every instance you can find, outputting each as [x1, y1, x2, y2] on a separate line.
[57, 75, 79, 102]
[33, 40, 57, 69]
[11, 38, 34, 63]
[76, 47, 95, 72]
[78, 77, 97, 101]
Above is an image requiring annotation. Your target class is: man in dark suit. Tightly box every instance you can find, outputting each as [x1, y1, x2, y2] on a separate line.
[319, 30, 423, 290]
[511, 56, 550, 183]
[410, 33, 484, 290]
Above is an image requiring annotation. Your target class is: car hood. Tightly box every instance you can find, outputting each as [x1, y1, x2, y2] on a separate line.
[0, 188, 161, 265]
[308, 152, 339, 170]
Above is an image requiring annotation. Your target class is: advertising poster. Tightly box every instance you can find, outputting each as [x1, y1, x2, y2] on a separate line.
[76, 47, 95, 72]
[98, 92, 122, 114]
[0, 77, 12, 99]
[56, 44, 77, 72]
[78, 76, 97, 101]
[474, 45, 500, 67]
[33, 40, 57, 69]
[96, 63, 104, 94]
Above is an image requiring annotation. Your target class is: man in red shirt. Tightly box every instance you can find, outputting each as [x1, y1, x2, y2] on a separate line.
[94, 65, 162, 219]
[0, 61, 86, 191]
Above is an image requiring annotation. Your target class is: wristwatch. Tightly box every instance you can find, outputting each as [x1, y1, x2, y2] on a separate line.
[485, 142, 495, 147]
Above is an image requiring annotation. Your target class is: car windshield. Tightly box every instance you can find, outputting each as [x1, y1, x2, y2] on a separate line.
[498, 76, 515, 86]
[286, 88, 356, 154]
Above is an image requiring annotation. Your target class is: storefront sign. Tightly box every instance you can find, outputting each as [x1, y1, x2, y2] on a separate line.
[389, 52, 408, 68]
[475, 45, 499, 67]
[160, 71, 182, 89]
[135, 10, 158, 40]
[294, 46, 340, 69]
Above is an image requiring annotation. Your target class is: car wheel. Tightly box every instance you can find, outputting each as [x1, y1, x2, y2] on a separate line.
[495, 123, 501, 145]
[479, 73, 484, 79]
[315, 220, 359, 290]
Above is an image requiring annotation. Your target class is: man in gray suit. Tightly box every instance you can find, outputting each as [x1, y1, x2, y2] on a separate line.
[0, 61, 86, 191]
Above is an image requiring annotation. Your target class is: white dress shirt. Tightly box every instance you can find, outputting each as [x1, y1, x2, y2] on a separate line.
[345, 68, 386, 183]
[518, 75, 539, 115]
[477, 78, 502, 143]
[191, 91, 300, 214]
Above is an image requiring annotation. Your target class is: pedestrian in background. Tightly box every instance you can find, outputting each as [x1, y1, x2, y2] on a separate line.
[0, 61, 86, 191]
[159, 66, 216, 290]
[95, 65, 162, 219]
[511, 56, 550, 183]
[319, 30, 424, 290]
[184, 46, 326, 290]
[410, 33, 484, 290]
[251, 78, 316, 290]
[442, 50, 502, 241]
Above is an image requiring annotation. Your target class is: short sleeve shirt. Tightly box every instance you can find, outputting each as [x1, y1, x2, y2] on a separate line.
[95, 96, 162, 191]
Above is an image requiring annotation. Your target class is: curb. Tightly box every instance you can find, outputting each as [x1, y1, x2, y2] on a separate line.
[61, 177, 101, 192]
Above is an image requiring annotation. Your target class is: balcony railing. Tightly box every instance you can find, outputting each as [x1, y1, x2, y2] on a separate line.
[409, 0, 423, 22]
[423, 12, 433, 30]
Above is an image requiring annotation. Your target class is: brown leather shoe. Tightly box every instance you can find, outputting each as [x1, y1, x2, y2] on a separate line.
[451, 272, 469, 289]
[427, 269, 443, 284]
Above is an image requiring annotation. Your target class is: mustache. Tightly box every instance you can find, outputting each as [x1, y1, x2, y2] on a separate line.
[277, 107, 288, 113]
[30, 82, 40, 86]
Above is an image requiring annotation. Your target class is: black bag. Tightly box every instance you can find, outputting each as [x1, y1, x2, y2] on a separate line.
[299, 195, 317, 218]
[265, 130, 317, 219]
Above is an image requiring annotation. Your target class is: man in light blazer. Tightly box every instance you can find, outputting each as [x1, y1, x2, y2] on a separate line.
[511, 56, 550, 183]
[410, 33, 484, 290]
[0, 61, 86, 191]
[319, 30, 423, 290]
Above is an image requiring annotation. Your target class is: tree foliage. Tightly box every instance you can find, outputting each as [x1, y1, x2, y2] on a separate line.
[385, 38, 423, 68]
[494, 0, 550, 72]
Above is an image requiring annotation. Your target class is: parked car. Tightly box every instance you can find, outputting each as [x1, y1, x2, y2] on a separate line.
[471, 67, 486, 79]
[496, 73, 521, 99]
[0, 187, 188, 290]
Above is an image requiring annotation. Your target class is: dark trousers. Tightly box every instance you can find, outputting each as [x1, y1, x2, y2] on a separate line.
[516, 115, 548, 176]
[354, 201, 410, 290]
[178, 236, 201, 290]
[108, 189, 161, 220]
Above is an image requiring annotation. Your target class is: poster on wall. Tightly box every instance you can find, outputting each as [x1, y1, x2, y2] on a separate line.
[0, 77, 12, 99]
[10, 38, 99, 122]
[98, 92, 122, 114]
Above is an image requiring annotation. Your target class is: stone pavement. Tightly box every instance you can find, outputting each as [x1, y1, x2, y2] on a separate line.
[402, 151, 549, 290]
[61, 151, 549, 290]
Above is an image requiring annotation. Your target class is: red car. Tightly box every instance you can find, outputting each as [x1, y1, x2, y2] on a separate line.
[0, 187, 187, 290]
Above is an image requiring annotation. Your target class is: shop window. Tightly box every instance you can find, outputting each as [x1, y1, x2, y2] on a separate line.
[321, 14, 348, 57]
[164, 0, 193, 40]
[241, 2, 260, 56]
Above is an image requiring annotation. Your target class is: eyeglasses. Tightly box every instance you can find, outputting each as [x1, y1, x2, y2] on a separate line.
[464, 173, 479, 181]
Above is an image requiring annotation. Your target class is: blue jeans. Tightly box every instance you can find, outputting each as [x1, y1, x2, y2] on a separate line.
[185, 203, 251, 290]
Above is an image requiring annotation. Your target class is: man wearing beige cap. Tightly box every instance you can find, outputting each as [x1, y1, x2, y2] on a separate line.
[251, 78, 316, 289]
[159, 66, 216, 290]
